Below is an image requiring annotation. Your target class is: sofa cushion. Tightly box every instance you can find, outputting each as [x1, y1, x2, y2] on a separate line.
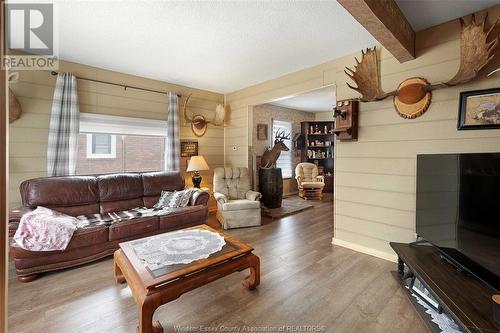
[20, 176, 99, 214]
[100, 198, 144, 214]
[66, 225, 109, 250]
[143, 195, 160, 208]
[47, 203, 101, 217]
[221, 199, 261, 212]
[97, 174, 144, 213]
[108, 216, 158, 241]
[142, 172, 185, 196]
[159, 206, 207, 231]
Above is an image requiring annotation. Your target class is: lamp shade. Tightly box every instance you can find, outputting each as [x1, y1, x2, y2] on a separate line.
[186, 155, 210, 172]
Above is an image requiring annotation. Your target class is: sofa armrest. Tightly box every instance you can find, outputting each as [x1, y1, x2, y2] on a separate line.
[245, 190, 262, 201]
[190, 189, 210, 206]
[8, 206, 34, 236]
[213, 192, 228, 205]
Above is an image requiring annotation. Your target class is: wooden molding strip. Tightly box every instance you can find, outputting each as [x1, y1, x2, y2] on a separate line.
[337, 0, 416, 63]
[0, 1, 7, 332]
[332, 237, 398, 263]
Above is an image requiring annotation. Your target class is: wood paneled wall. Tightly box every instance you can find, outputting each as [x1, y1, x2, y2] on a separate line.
[8, 60, 224, 211]
[225, 5, 500, 261]
[314, 111, 333, 121]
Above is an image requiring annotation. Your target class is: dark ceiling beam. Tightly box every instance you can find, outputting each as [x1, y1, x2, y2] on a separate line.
[337, 0, 416, 63]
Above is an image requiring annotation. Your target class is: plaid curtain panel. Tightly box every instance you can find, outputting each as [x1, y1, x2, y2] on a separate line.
[165, 92, 180, 172]
[47, 73, 80, 176]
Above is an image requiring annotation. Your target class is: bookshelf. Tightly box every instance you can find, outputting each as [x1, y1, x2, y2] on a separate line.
[300, 121, 334, 192]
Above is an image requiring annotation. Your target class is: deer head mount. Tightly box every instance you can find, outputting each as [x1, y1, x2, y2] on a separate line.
[260, 130, 290, 169]
[183, 94, 226, 137]
[345, 13, 499, 119]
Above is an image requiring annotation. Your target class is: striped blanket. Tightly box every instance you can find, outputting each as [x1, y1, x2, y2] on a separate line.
[76, 207, 173, 229]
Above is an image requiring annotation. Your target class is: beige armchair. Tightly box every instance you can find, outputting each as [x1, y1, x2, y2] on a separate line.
[295, 162, 325, 200]
[213, 167, 262, 229]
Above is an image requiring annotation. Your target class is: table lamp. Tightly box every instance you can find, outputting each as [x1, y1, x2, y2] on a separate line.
[186, 155, 210, 188]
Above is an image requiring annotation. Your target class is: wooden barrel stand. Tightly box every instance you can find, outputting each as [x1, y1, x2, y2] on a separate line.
[259, 168, 283, 208]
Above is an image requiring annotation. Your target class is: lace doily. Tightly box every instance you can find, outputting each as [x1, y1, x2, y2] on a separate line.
[411, 293, 463, 333]
[133, 229, 226, 270]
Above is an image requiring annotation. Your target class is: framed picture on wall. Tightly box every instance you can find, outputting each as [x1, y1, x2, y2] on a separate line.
[180, 140, 198, 157]
[458, 88, 500, 130]
[257, 123, 268, 140]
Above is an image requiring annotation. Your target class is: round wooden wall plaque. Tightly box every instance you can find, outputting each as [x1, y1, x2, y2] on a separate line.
[191, 114, 207, 137]
[393, 77, 432, 119]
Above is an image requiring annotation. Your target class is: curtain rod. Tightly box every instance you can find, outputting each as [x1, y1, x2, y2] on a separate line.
[50, 71, 182, 98]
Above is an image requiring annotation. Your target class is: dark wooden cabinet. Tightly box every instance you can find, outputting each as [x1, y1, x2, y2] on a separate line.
[300, 121, 334, 193]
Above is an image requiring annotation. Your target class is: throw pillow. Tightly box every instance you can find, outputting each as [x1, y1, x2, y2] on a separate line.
[179, 189, 194, 207]
[167, 191, 184, 208]
[154, 190, 193, 209]
[153, 191, 175, 209]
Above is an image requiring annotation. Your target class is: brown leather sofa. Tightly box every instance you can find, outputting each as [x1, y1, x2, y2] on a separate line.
[8, 172, 209, 282]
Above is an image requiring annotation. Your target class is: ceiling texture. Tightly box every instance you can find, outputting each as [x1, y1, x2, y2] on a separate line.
[51, 0, 377, 93]
[396, 0, 498, 32]
[13, 0, 500, 94]
[270, 86, 336, 112]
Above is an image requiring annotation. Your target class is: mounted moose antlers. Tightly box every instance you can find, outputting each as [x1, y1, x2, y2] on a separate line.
[261, 130, 291, 168]
[183, 94, 226, 137]
[345, 13, 499, 119]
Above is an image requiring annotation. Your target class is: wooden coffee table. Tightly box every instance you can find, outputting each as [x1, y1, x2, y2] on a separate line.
[113, 224, 260, 333]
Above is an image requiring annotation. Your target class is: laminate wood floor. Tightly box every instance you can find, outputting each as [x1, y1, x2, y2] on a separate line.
[8, 194, 427, 333]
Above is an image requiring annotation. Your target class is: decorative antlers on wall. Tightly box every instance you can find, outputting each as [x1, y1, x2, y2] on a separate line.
[182, 94, 226, 137]
[345, 13, 499, 119]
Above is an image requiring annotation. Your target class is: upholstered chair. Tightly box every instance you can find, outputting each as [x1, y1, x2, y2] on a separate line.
[213, 167, 262, 229]
[295, 162, 325, 200]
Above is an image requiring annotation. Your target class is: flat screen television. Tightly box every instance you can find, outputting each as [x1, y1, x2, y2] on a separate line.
[416, 153, 500, 292]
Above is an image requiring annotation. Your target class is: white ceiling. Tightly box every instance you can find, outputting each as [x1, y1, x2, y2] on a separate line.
[10, 0, 499, 93]
[395, 0, 498, 32]
[270, 86, 336, 112]
[39, 0, 378, 93]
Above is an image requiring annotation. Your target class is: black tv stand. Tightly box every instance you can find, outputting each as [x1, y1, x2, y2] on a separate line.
[409, 239, 430, 246]
[391, 242, 500, 333]
[439, 253, 464, 272]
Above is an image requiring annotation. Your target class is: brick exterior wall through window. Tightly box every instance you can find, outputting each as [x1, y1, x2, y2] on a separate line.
[75, 133, 165, 175]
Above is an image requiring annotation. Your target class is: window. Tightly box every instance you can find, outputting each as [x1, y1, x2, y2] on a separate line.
[272, 120, 293, 178]
[86, 134, 116, 158]
[76, 114, 168, 175]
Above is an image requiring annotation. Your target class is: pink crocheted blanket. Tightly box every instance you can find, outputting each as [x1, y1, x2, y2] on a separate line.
[13, 206, 77, 251]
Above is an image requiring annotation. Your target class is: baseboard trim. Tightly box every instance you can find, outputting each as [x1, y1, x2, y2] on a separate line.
[331, 237, 398, 263]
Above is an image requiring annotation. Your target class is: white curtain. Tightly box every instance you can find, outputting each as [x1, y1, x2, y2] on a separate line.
[165, 92, 180, 172]
[272, 120, 293, 178]
[47, 73, 80, 176]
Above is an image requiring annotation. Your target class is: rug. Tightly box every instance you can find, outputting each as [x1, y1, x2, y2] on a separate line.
[262, 198, 313, 219]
